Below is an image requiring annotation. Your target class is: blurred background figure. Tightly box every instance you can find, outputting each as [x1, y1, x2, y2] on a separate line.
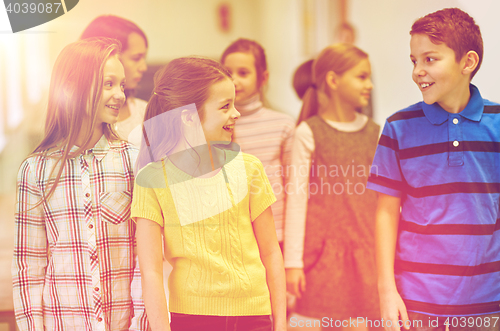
[285, 43, 380, 331]
[334, 21, 373, 117]
[81, 15, 149, 146]
[292, 59, 314, 100]
[221, 38, 295, 249]
[335, 21, 356, 45]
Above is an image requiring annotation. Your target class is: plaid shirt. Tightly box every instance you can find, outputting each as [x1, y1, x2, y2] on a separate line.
[12, 136, 149, 331]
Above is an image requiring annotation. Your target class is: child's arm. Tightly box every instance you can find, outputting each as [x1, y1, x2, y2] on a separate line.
[136, 217, 170, 331]
[130, 229, 152, 331]
[375, 193, 409, 331]
[283, 122, 314, 298]
[12, 160, 47, 331]
[253, 207, 287, 331]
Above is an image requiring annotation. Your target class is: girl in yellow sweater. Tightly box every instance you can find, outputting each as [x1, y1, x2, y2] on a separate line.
[131, 57, 286, 331]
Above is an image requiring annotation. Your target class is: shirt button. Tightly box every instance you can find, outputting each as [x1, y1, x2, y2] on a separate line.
[88, 224, 93, 229]
[97, 317, 103, 322]
[453, 118, 459, 124]
[94, 287, 99, 292]
[85, 193, 90, 198]
[453, 141, 459, 147]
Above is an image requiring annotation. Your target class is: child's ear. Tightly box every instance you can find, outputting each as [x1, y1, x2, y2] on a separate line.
[260, 70, 269, 87]
[462, 50, 479, 76]
[181, 109, 198, 127]
[325, 70, 339, 90]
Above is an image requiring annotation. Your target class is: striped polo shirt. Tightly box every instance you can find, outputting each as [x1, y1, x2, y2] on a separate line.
[367, 84, 500, 317]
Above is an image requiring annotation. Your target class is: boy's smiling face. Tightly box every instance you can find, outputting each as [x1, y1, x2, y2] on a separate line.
[410, 33, 470, 113]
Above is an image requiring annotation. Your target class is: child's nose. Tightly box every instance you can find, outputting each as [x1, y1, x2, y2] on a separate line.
[413, 63, 425, 77]
[232, 106, 241, 119]
[139, 59, 147, 73]
[114, 88, 125, 101]
[366, 78, 374, 90]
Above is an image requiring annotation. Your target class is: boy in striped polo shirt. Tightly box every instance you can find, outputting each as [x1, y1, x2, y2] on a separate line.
[367, 8, 500, 331]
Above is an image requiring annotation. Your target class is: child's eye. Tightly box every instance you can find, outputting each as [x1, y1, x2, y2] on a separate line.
[238, 71, 248, 77]
[411, 59, 416, 66]
[104, 81, 112, 87]
[221, 103, 229, 110]
[121, 83, 126, 91]
[426, 57, 435, 63]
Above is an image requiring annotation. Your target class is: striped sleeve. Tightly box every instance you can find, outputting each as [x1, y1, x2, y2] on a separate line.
[12, 158, 47, 331]
[367, 119, 406, 197]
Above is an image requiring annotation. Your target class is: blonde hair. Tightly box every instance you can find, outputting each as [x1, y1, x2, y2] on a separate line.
[30, 37, 122, 205]
[296, 43, 368, 125]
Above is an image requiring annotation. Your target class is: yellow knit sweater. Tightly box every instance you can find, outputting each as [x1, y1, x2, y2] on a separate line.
[131, 150, 275, 316]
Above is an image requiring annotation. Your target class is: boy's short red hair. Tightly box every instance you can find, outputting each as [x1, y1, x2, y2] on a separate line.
[410, 7, 483, 79]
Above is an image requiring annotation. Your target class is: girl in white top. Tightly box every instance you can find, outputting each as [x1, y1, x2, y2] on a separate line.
[284, 44, 380, 330]
[81, 15, 149, 146]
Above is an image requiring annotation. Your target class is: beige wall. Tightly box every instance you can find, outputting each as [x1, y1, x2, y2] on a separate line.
[42, 0, 304, 114]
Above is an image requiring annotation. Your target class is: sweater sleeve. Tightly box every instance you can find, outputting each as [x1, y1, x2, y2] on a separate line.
[131, 163, 165, 227]
[283, 122, 315, 269]
[248, 156, 277, 222]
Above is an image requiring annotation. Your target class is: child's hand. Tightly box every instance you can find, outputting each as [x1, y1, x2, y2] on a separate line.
[285, 268, 306, 298]
[379, 288, 409, 331]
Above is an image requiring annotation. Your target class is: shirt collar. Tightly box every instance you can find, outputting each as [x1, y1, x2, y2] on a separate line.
[47, 135, 111, 161]
[422, 84, 484, 125]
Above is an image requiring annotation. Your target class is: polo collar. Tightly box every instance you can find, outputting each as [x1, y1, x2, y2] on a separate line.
[422, 84, 484, 125]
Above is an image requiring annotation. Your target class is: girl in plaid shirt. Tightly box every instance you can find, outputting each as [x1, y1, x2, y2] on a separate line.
[12, 38, 149, 331]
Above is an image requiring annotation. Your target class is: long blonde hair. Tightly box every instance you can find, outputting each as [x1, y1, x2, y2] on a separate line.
[296, 43, 368, 125]
[31, 37, 122, 204]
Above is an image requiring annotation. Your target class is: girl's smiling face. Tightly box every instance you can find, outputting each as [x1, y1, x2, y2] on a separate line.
[96, 55, 126, 126]
[223, 52, 260, 104]
[201, 77, 240, 144]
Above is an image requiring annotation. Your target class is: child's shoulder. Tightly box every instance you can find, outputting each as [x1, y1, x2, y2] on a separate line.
[483, 99, 500, 109]
[386, 102, 426, 124]
[260, 107, 295, 126]
[226, 149, 263, 168]
[108, 139, 139, 158]
[135, 160, 166, 190]
[128, 97, 148, 111]
[225, 150, 265, 177]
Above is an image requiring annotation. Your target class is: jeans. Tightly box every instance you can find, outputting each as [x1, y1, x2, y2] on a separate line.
[407, 311, 500, 331]
[170, 313, 272, 331]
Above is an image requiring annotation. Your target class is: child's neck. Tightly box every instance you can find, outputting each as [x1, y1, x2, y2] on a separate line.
[235, 94, 262, 115]
[320, 99, 356, 123]
[439, 83, 471, 114]
[168, 142, 225, 178]
[75, 122, 104, 150]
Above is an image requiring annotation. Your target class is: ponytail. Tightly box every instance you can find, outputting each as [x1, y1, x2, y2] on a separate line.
[296, 85, 319, 125]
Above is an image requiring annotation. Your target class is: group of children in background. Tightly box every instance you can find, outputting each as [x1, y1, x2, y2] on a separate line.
[11, 6, 500, 331]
